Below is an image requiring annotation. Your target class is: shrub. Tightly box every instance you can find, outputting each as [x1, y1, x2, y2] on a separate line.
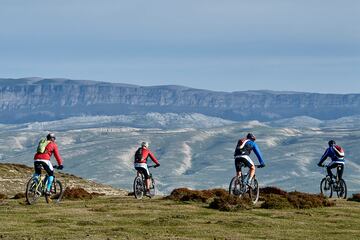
[63, 187, 103, 200]
[0, 193, 7, 200]
[261, 194, 293, 209]
[261, 191, 334, 209]
[348, 193, 360, 202]
[165, 188, 228, 203]
[260, 187, 288, 196]
[287, 191, 334, 209]
[12, 193, 25, 199]
[209, 195, 252, 211]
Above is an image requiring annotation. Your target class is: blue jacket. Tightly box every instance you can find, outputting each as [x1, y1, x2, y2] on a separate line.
[235, 140, 265, 165]
[318, 147, 344, 165]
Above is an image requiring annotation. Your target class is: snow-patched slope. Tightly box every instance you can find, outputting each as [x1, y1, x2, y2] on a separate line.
[25, 113, 235, 131]
[0, 115, 359, 194]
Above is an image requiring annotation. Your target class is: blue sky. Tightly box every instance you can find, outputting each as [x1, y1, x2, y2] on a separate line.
[0, 0, 359, 93]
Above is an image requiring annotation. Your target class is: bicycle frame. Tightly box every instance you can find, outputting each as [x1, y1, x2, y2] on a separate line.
[133, 165, 157, 199]
[229, 162, 261, 204]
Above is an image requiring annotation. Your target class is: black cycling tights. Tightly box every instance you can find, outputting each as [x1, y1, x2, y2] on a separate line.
[327, 164, 344, 180]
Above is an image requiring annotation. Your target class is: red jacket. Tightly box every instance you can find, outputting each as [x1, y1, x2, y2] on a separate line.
[34, 141, 63, 165]
[137, 147, 160, 165]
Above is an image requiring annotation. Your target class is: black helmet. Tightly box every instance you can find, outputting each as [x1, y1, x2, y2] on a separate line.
[328, 140, 336, 146]
[246, 133, 256, 141]
[46, 133, 56, 141]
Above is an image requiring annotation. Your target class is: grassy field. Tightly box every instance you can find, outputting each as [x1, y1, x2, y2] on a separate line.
[0, 196, 359, 240]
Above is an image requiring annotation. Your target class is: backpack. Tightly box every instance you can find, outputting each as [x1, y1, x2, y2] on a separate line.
[134, 148, 143, 162]
[234, 138, 250, 156]
[37, 138, 50, 154]
[333, 145, 345, 159]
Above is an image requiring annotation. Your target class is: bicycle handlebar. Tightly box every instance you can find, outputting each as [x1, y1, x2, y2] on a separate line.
[148, 165, 158, 168]
[53, 165, 63, 170]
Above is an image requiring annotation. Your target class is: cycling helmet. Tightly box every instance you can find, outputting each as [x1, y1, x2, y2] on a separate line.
[246, 133, 256, 141]
[46, 132, 56, 141]
[328, 140, 336, 146]
[141, 142, 149, 148]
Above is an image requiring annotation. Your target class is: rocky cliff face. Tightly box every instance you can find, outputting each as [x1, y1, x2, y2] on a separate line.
[1, 78, 359, 123]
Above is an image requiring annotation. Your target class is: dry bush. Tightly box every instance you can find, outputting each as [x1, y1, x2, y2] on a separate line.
[209, 195, 252, 211]
[287, 191, 334, 209]
[166, 188, 228, 203]
[261, 191, 334, 209]
[12, 193, 25, 199]
[260, 194, 293, 209]
[260, 187, 288, 196]
[0, 193, 7, 200]
[348, 193, 360, 202]
[63, 187, 103, 200]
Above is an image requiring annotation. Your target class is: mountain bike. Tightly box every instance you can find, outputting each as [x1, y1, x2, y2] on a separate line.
[229, 163, 261, 204]
[133, 165, 157, 199]
[25, 165, 64, 205]
[320, 165, 347, 199]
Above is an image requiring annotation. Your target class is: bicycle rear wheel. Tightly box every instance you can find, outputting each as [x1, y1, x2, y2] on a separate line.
[320, 177, 333, 198]
[25, 177, 42, 205]
[133, 176, 145, 199]
[149, 177, 156, 197]
[229, 176, 242, 196]
[249, 178, 259, 204]
[336, 179, 347, 199]
[45, 180, 63, 204]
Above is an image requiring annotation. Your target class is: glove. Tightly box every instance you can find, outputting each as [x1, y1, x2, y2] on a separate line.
[258, 164, 265, 168]
[154, 164, 160, 168]
[57, 165, 64, 170]
[317, 163, 323, 167]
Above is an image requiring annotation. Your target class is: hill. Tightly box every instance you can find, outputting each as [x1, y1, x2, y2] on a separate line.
[1, 78, 360, 123]
[0, 163, 127, 197]
[1, 116, 359, 195]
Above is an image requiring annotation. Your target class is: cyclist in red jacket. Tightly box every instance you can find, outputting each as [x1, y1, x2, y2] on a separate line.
[134, 142, 160, 196]
[33, 133, 64, 195]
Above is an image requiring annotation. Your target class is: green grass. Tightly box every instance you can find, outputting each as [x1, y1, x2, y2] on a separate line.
[0, 196, 359, 240]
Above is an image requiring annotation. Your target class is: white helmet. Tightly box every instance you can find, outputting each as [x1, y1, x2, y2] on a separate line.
[141, 142, 149, 148]
[47, 132, 56, 141]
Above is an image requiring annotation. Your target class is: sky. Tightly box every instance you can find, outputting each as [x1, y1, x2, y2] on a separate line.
[0, 0, 359, 93]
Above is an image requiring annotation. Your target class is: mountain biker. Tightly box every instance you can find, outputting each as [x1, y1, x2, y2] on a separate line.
[317, 140, 345, 181]
[134, 142, 160, 197]
[234, 133, 265, 186]
[33, 133, 64, 195]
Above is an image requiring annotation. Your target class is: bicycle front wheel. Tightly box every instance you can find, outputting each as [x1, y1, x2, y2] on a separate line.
[336, 179, 347, 199]
[133, 176, 144, 199]
[249, 178, 259, 204]
[229, 177, 242, 197]
[25, 177, 42, 205]
[45, 180, 63, 204]
[320, 177, 333, 198]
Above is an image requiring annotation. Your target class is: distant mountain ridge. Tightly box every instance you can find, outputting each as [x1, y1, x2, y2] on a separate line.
[1, 78, 360, 123]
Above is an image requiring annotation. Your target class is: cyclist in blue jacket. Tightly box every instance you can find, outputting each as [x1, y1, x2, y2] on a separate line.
[317, 140, 345, 181]
[234, 133, 266, 186]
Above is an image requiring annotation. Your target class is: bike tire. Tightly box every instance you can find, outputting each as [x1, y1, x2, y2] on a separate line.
[25, 177, 42, 205]
[229, 176, 241, 197]
[336, 179, 347, 199]
[133, 176, 144, 199]
[320, 177, 333, 198]
[46, 180, 63, 204]
[249, 178, 259, 204]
